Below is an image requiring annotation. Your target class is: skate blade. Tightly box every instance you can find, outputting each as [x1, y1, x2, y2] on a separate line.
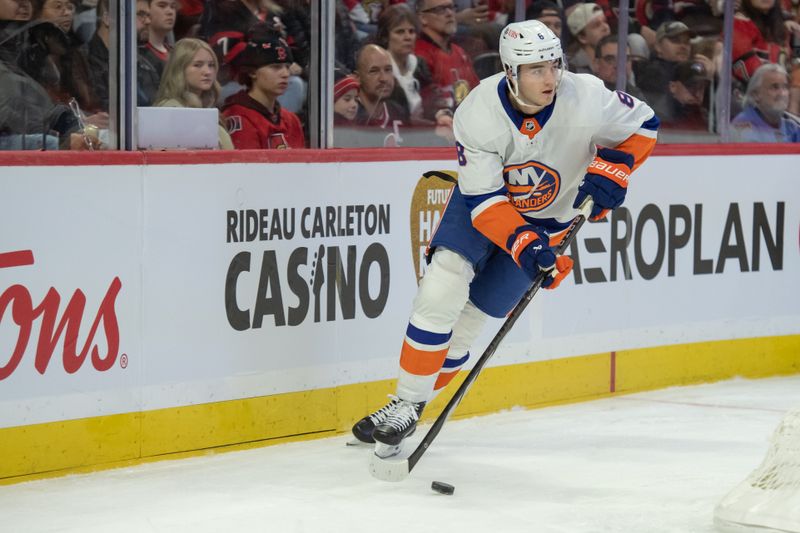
[345, 438, 372, 447]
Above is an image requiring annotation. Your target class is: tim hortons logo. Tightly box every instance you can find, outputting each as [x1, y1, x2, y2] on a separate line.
[409, 170, 457, 283]
[0, 250, 123, 380]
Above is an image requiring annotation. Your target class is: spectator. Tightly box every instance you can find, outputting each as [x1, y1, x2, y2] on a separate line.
[85, 0, 108, 110]
[415, 0, 479, 115]
[35, 0, 74, 33]
[732, 0, 790, 85]
[566, 3, 610, 74]
[333, 70, 360, 125]
[591, 34, 646, 100]
[201, 0, 307, 113]
[636, 21, 693, 104]
[142, 0, 177, 79]
[376, 3, 431, 121]
[526, 1, 563, 39]
[174, 0, 203, 39]
[658, 60, 710, 130]
[136, 0, 161, 105]
[732, 63, 800, 142]
[353, 43, 408, 127]
[343, 0, 386, 39]
[221, 24, 305, 149]
[18, 17, 101, 114]
[335, 0, 361, 71]
[155, 38, 234, 149]
[0, 19, 97, 149]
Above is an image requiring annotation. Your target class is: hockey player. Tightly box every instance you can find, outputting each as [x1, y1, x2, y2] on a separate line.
[352, 20, 659, 451]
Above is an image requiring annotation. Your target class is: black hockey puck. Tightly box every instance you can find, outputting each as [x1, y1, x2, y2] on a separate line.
[431, 481, 455, 495]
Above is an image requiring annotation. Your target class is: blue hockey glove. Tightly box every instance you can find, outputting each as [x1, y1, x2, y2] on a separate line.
[573, 150, 633, 221]
[507, 225, 572, 289]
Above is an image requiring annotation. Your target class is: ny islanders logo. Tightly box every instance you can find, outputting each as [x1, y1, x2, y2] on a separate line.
[503, 161, 560, 212]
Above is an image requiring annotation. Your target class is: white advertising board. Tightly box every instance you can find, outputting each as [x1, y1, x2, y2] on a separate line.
[0, 153, 798, 428]
[0, 165, 144, 426]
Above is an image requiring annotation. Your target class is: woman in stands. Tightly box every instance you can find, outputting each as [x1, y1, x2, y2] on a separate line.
[375, 3, 454, 141]
[375, 4, 431, 122]
[154, 38, 234, 149]
[25, 0, 102, 120]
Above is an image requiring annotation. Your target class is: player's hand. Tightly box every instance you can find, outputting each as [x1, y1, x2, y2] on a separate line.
[573, 151, 632, 221]
[544, 255, 574, 290]
[508, 225, 571, 288]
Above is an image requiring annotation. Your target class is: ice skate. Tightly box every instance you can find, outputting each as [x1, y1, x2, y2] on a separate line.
[372, 399, 425, 446]
[351, 396, 402, 444]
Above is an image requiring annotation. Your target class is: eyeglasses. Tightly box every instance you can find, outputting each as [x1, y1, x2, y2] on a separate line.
[420, 3, 456, 15]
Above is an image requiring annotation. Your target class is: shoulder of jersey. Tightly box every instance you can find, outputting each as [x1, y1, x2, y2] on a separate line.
[456, 72, 510, 138]
[563, 71, 606, 94]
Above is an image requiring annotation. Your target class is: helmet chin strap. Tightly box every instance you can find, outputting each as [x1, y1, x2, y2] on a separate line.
[506, 72, 543, 110]
[506, 64, 564, 112]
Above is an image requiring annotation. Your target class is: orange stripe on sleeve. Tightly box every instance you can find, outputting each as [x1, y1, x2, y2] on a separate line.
[399, 340, 449, 376]
[613, 133, 657, 171]
[471, 200, 528, 253]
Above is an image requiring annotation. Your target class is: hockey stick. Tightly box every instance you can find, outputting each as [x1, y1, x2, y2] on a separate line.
[369, 197, 594, 482]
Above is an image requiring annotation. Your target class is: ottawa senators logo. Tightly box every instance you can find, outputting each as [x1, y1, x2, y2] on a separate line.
[226, 115, 242, 134]
[268, 133, 288, 149]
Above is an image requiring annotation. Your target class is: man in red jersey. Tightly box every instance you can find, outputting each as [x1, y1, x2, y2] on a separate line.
[222, 24, 305, 149]
[414, 0, 479, 116]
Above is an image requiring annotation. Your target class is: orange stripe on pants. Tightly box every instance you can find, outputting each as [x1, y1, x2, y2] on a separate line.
[399, 340, 449, 376]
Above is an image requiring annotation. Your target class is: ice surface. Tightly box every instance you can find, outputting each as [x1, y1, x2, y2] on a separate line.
[1, 376, 798, 533]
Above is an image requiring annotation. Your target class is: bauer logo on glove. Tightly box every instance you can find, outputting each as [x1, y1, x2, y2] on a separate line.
[574, 148, 635, 221]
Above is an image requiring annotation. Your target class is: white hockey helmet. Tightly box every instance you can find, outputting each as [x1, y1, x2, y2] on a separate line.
[499, 20, 565, 98]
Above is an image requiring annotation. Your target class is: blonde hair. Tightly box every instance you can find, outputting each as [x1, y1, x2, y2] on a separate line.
[155, 38, 222, 108]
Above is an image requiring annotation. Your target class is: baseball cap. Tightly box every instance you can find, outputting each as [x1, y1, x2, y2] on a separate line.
[672, 60, 709, 88]
[656, 20, 694, 42]
[567, 3, 603, 36]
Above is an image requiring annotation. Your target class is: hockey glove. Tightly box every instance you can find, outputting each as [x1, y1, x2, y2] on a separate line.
[507, 225, 573, 289]
[573, 150, 633, 221]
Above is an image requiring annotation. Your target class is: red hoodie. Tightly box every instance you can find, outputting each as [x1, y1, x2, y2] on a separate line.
[222, 90, 305, 149]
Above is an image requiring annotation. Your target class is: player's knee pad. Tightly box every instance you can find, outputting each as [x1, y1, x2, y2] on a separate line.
[410, 248, 474, 332]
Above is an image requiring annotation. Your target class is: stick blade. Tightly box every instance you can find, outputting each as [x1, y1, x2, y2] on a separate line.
[368, 452, 410, 482]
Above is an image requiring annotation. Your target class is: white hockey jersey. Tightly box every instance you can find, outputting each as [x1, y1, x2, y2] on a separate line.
[453, 71, 658, 250]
